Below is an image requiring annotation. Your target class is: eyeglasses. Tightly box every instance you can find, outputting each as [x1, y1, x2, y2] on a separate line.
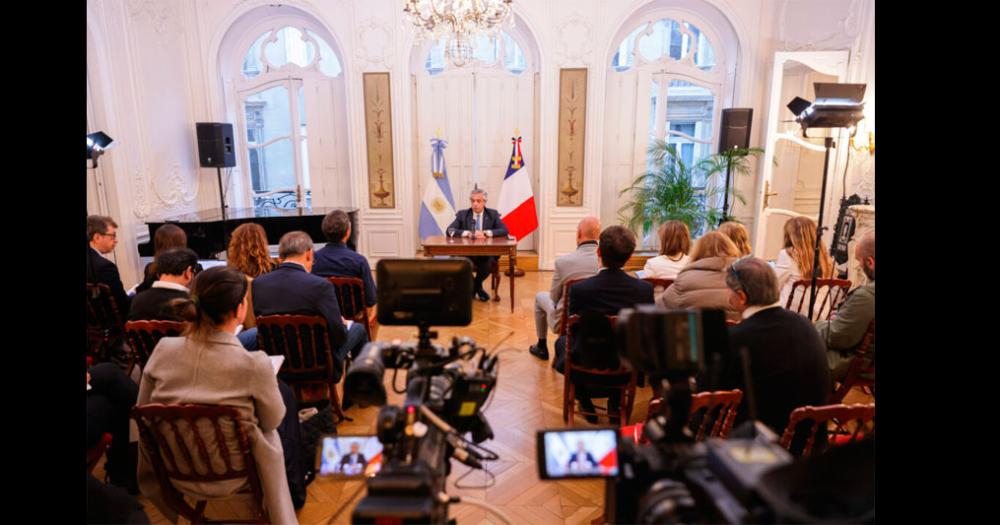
[101, 231, 118, 239]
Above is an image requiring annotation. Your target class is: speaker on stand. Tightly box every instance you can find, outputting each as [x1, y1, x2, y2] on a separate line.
[718, 109, 753, 225]
[196, 122, 237, 250]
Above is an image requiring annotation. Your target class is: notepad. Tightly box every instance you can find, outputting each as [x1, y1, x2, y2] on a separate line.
[269, 355, 284, 375]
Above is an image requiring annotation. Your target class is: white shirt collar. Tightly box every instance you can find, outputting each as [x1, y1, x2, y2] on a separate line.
[152, 280, 189, 292]
[742, 301, 782, 320]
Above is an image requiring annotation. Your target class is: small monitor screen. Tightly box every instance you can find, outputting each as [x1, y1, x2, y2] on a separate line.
[376, 258, 473, 326]
[537, 429, 619, 479]
[317, 435, 383, 478]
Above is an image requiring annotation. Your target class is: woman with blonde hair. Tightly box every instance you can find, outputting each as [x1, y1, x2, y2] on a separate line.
[642, 220, 691, 279]
[658, 231, 742, 321]
[775, 216, 834, 317]
[718, 221, 752, 257]
[226, 222, 275, 330]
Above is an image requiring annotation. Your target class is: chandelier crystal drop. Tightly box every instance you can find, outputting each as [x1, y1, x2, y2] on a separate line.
[403, 0, 514, 68]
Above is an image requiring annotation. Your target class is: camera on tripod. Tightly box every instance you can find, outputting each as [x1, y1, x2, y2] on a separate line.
[342, 258, 500, 524]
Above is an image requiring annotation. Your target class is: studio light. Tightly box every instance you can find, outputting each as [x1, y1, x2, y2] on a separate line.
[87, 131, 115, 168]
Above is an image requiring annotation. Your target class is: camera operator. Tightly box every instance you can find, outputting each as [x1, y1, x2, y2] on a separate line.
[721, 257, 831, 454]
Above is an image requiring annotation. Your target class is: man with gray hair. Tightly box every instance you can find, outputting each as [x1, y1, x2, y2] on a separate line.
[529, 216, 601, 361]
[252, 231, 368, 378]
[719, 256, 830, 454]
[816, 229, 875, 381]
[446, 188, 509, 301]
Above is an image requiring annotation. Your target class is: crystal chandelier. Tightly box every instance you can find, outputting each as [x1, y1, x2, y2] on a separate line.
[403, 0, 514, 68]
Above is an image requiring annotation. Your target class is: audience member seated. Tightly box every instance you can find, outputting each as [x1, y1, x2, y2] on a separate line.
[446, 188, 510, 301]
[718, 221, 752, 257]
[88, 214, 131, 319]
[137, 267, 299, 522]
[529, 216, 601, 361]
[312, 209, 377, 311]
[554, 226, 654, 423]
[135, 224, 188, 295]
[252, 231, 368, 368]
[658, 231, 741, 321]
[226, 222, 276, 331]
[719, 257, 831, 455]
[87, 362, 139, 494]
[128, 248, 199, 321]
[816, 230, 875, 381]
[642, 220, 691, 279]
[775, 216, 835, 317]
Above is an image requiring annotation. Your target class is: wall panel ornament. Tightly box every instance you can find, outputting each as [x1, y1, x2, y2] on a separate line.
[131, 170, 151, 219]
[356, 18, 395, 71]
[557, 68, 587, 207]
[554, 16, 594, 66]
[363, 72, 395, 208]
[152, 163, 198, 208]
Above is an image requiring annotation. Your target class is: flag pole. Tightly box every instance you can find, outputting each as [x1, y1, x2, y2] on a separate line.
[504, 128, 526, 278]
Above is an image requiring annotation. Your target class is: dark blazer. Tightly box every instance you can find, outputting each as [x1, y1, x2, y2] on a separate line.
[556, 269, 654, 371]
[128, 287, 188, 321]
[88, 247, 131, 319]
[447, 208, 509, 238]
[312, 242, 377, 309]
[722, 307, 831, 452]
[252, 262, 348, 352]
[339, 453, 367, 467]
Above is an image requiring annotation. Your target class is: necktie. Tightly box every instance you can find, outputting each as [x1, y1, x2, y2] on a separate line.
[476, 214, 482, 231]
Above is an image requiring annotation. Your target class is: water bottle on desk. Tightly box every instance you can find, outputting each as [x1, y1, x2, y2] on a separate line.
[446, 227, 457, 239]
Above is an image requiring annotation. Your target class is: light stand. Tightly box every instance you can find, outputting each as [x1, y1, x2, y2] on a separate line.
[719, 154, 734, 226]
[215, 166, 227, 222]
[786, 83, 866, 320]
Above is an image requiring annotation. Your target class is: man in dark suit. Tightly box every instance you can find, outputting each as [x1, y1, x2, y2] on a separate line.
[339, 441, 368, 475]
[566, 440, 598, 472]
[128, 248, 199, 321]
[87, 215, 131, 319]
[253, 231, 368, 381]
[312, 209, 377, 311]
[554, 226, 654, 423]
[446, 188, 509, 301]
[721, 257, 831, 455]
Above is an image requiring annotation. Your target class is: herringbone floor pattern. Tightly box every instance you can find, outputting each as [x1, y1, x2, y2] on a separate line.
[117, 270, 872, 524]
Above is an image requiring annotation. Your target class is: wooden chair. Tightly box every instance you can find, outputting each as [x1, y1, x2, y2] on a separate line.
[780, 403, 875, 457]
[325, 276, 379, 341]
[255, 314, 351, 424]
[490, 259, 502, 300]
[131, 404, 269, 524]
[562, 314, 637, 425]
[552, 277, 586, 370]
[830, 319, 875, 403]
[785, 278, 852, 322]
[123, 320, 186, 376]
[87, 432, 113, 475]
[624, 389, 743, 444]
[642, 277, 674, 295]
[86, 283, 125, 360]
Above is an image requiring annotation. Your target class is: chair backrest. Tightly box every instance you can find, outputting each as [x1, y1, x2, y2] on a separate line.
[780, 403, 874, 457]
[559, 277, 586, 336]
[786, 278, 852, 322]
[856, 319, 875, 357]
[86, 283, 124, 334]
[642, 277, 674, 295]
[830, 319, 875, 403]
[131, 403, 268, 522]
[255, 315, 335, 379]
[124, 320, 186, 372]
[325, 276, 367, 321]
[565, 314, 627, 375]
[689, 389, 743, 440]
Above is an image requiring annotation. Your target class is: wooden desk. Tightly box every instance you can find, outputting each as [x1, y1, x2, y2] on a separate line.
[421, 236, 517, 312]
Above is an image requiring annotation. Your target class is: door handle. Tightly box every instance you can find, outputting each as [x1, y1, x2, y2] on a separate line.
[763, 180, 778, 209]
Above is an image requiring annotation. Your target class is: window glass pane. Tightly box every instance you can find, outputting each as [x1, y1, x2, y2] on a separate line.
[425, 39, 446, 75]
[244, 85, 292, 140]
[297, 85, 306, 136]
[300, 138, 311, 194]
[243, 32, 268, 79]
[473, 34, 500, 64]
[665, 79, 714, 177]
[502, 32, 526, 74]
[636, 21, 665, 62]
[252, 138, 296, 192]
[264, 27, 313, 69]
[684, 23, 716, 71]
[306, 29, 342, 77]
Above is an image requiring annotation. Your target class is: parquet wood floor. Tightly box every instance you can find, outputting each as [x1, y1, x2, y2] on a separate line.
[116, 270, 873, 524]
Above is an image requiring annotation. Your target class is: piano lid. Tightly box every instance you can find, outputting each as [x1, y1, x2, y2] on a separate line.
[159, 206, 359, 223]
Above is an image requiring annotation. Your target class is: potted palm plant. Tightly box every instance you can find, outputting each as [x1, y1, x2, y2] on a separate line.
[619, 139, 763, 239]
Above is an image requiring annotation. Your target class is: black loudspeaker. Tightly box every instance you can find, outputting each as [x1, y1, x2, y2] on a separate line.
[196, 122, 236, 168]
[718, 108, 753, 153]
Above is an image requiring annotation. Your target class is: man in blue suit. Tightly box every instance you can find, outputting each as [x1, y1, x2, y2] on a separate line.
[313, 209, 377, 314]
[554, 225, 654, 423]
[252, 231, 368, 381]
[446, 188, 509, 301]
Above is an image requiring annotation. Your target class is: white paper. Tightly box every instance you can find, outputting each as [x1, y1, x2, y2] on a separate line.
[269, 355, 284, 375]
[345, 320, 354, 331]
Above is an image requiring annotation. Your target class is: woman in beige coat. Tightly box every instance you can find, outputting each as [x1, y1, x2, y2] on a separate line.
[137, 266, 296, 524]
[658, 231, 742, 321]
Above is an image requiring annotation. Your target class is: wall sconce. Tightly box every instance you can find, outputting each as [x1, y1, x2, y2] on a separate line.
[849, 129, 875, 156]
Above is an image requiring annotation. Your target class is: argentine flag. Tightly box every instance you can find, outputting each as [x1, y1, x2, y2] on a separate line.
[419, 138, 457, 239]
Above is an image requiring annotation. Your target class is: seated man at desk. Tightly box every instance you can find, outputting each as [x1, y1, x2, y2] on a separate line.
[446, 188, 509, 302]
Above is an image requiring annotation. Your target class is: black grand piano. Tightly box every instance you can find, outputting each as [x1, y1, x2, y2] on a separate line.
[139, 207, 359, 259]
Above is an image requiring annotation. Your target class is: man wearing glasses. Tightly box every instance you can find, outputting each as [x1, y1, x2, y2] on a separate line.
[87, 215, 131, 319]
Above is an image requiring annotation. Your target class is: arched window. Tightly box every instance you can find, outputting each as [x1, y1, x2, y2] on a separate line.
[602, 13, 731, 243]
[423, 31, 527, 75]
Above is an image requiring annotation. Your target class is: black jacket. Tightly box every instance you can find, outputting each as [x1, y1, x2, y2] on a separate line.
[252, 262, 348, 353]
[447, 208, 509, 238]
[128, 287, 188, 322]
[88, 247, 131, 319]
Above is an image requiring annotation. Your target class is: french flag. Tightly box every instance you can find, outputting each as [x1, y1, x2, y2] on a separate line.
[497, 136, 538, 240]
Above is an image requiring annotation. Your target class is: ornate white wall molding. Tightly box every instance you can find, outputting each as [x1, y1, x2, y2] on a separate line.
[776, 0, 863, 51]
[355, 17, 395, 71]
[554, 15, 594, 67]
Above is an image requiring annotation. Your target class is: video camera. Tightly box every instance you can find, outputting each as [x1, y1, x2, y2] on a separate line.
[538, 305, 874, 524]
[343, 258, 500, 524]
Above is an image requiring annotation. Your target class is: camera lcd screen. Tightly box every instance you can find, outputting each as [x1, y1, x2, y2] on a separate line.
[536, 429, 619, 479]
[317, 435, 383, 478]
[376, 258, 473, 326]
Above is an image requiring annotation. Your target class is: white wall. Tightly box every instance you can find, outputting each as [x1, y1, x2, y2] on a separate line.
[87, 0, 875, 281]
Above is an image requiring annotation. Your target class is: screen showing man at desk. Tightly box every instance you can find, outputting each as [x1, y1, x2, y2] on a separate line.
[541, 429, 618, 478]
[446, 188, 509, 302]
[318, 436, 383, 477]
